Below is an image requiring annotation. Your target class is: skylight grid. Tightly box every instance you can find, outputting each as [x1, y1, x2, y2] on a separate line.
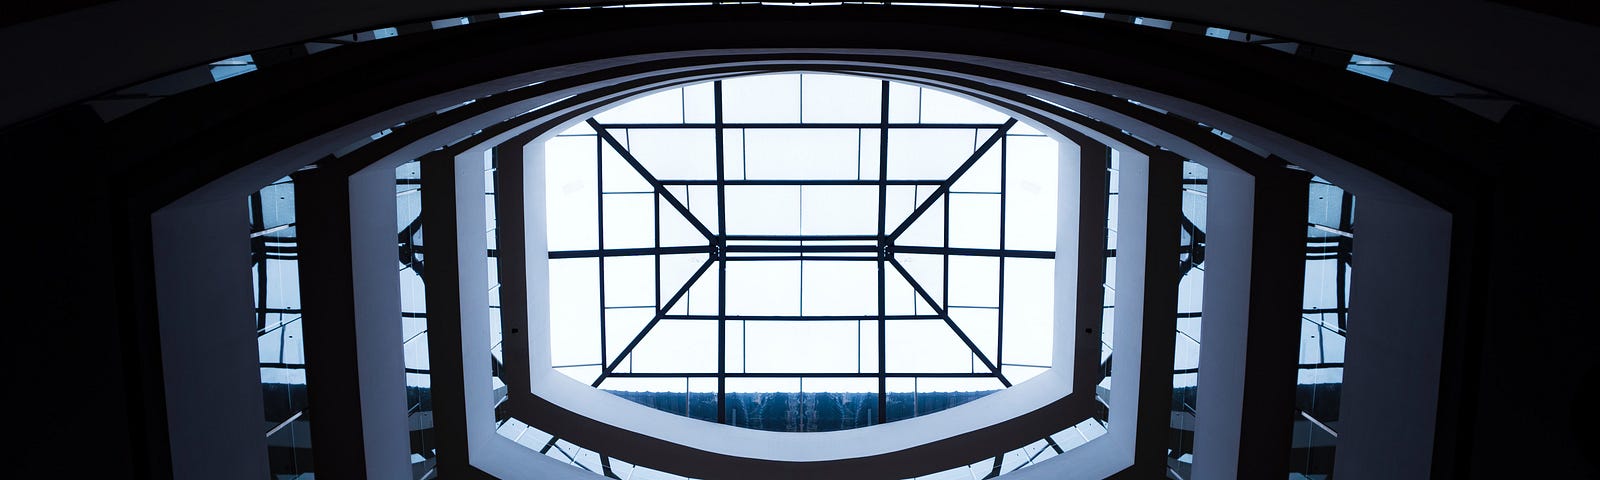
[542, 73, 1060, 431]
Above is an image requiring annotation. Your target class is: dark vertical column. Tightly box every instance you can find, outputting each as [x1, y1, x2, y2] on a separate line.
[714, 81, 730, 424]
[1191, 161, 1310, 480]
[876, 80, 891, 424]
[1105, 150, 1181, 479]
[421, 149, 494, 477]
[1334, 193, 1451, 479]
[596, 134, 609, 375]
[1056, 139, 1110, 398]
[293, 163, 411, 479]
[494, 133, 541, 399]
[997, 134, 1007, 370]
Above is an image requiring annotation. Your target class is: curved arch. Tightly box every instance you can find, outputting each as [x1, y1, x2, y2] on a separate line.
[125, 6, 1465, 479]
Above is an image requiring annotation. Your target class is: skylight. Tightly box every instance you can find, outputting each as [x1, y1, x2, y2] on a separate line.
[541, 73, 1061, 431]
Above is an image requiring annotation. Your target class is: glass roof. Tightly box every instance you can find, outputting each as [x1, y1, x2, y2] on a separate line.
[541, 73, 1061, 431]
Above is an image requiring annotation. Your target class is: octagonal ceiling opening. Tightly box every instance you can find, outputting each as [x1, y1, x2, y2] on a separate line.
[537, 72, 1063, 432]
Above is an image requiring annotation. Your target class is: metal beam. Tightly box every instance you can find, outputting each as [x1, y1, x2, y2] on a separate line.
[660, 314, 944, 321]
[876, 80, 890, 425]
[726, 234, 879, 241]
[888, 258, 1012, 387]
[547, 245, 714, 259]
[723, 255, 877, 262]
[661, 179, 943, 186]
[594, 122, 1010, 130]
[887, 245, 1055, 259]
[725, 244, 878, 254]
[607, 372, 1002, 378]
[714, 80, 730, 424]
[292, 162, 411, 480]
[588, 119, 717, 240]
[591, 257, 716, 387]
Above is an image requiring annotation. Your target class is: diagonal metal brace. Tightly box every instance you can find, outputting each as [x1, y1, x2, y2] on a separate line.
[591, 257, 716, 387]
[888, 118, 1017, 240]
[888, 257, 1013, 387]
[588, 119, 718, 241]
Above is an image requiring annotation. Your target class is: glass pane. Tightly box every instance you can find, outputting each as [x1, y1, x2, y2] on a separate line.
[887, 129, 982, 180]
[800, 261, 877, 315]
[723, 74, 800, 123]
[726, 261, 800, 315]
[800, 73, 883, 123]
[744, 129, 859, 180]
[544, 136, 599, 251]
[725, 186, 799, 235]
[630, 128, 716, 180]
[602, 193, 655, 249]
[1003, 258, 1055, 367]
[887, 320, 977, 373]
[800, 185, 878, 235]
[949, 192, 1001, 249]
[595, 88, 684, 124]
[745, 321, 859, 373]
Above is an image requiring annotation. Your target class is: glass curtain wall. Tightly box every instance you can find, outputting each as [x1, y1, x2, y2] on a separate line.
[1288, 177, 1352, 479]
[252, 177, 314, 479]
[1168, 161, 1208, 477]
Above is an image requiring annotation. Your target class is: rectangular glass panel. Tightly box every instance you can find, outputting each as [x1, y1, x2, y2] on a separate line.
[896, 253, 945, 312]
[722, 74, 801, 123]
[600, 131, 652, 193]
[685, 259, 719, 316]
[1004, 135, 1059, 251]
[601, 192, 655, 249]
[947, 255, 999, 308]
[800, 185, 878, 235]
[1003, 258, 1054, 367]
[726, 261, 800, 315]
[800, 73, 883, 123]
[897, 194, 944, 247]
[745, 321, 859, 373]
[629, 320, 717, 373]
[595, 88, 684, 124]
[544, 136, 599, 251]
[548, 258, 601, 366]
[887, 320, 977, 373]
[948, 192, 1001, 249]
[949, 307, 998, 364]
[857, 128, 881, 181]
[744, 129, 860, 180]
[887, 82, 920, 123]
[887, 129, 979, 180]
[628, 128, 716, 180]
[725, 186, 799, 235]
[800, 261, 877, 315]
[684, 83, 716, 123]
[951, 137, 1002, 193]
[918, 88, 1009, 123]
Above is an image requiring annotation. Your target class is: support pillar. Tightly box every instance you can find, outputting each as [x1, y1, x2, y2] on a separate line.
[1334, 196, 1451, 479]
[294, 163, 413, 479]
[1106, 150, 1183, 478]
[1055, 138, 1111, 399]
[1191, 161, 1310, 480]
[422, 149, 495, 478]
[151, 199, 269, 479]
